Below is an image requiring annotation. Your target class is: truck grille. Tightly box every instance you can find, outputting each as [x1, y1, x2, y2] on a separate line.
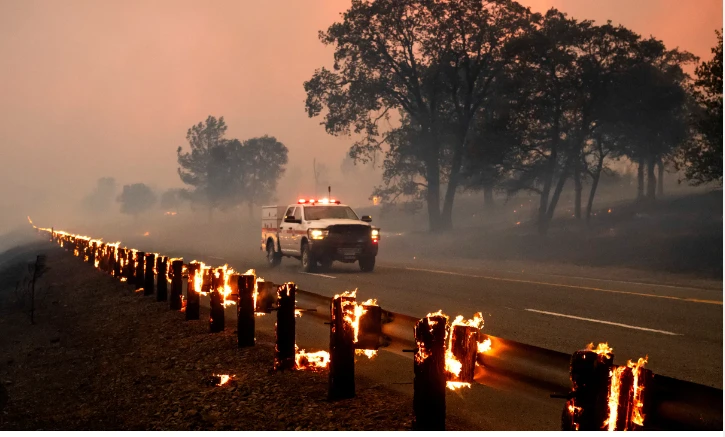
[327, 225, 370, 238]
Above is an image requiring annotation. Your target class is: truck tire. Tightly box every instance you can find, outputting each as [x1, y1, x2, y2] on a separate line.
[267, 241, 281, 267]
[359, 256, 375, 272]
[301, 242, 316, 273]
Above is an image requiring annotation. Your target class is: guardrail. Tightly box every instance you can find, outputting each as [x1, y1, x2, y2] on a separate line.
[30, 223, 724, 431]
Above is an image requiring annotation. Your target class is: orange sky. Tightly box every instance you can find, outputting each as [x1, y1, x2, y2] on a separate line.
[0, 0, 721, 231]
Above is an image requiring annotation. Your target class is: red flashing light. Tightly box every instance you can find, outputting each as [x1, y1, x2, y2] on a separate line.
[298, 198, 305, 203]
[297, 198, 342, 205]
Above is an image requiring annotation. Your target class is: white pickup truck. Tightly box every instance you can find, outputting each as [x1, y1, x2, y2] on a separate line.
[261, 199, 380, 272]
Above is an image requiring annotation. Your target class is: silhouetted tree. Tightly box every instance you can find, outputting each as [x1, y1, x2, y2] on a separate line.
[159, 188, 187, 211]
[117, 183, 156, 217]
[677, 30, 723, 185]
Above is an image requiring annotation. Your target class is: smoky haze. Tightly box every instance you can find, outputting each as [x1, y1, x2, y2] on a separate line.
[0, 0, 721, 236]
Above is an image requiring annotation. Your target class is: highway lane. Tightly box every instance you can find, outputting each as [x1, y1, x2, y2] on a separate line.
[141, 242, 723, 389]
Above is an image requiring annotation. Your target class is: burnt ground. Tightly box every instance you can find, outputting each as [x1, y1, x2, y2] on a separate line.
[0, 241, 469, 431]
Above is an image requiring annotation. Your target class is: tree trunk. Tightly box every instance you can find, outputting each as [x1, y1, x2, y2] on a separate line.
[646, 155, 656, 202]
[657, 158, 664, 197]
[636, 157, 644, 201]
[425, 144, 442, 233]
[586, 152, 605, 224]
[440, 139, 465, 231]
[574, 156, 582, 220]
[483, 185, 494, 209]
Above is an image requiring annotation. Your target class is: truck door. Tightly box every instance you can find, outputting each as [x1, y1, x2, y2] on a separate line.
[288, 206, 305, 255]
[280, 206, 295, 253]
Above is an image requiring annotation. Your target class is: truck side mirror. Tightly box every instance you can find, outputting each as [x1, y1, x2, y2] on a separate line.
[284, 215, 298, 223]
[361, 215, 372, 222]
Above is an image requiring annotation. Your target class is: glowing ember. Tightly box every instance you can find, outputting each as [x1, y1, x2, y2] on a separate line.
[120, 278, 127, 282]
[295, 346, 330, 370]
[214, 374, 233, 386]
[446, 381, 471, 390]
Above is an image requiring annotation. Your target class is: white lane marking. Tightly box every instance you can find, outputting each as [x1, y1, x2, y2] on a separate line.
[404, 267, 722, 305]
[299, 272, 337, 279]
[524, 309, 682, 336]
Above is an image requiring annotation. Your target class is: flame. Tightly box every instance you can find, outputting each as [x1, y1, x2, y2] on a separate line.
[628, 357, 648, 426]
[605, 366, 626, 431]
[94, 259, 100, 268]
[586, 342, 613, 359]
[295, 346, 330, 370]
[477, 338, 492, 353]
[567, 401, 582, 431]
[214, 374, 233, 386]
[446, 381, 471, 390]
[356, 349, 377, 358]
[219, 265, 237, 307]
[143, 231, 150, 236]
[120, 278, 127, 282]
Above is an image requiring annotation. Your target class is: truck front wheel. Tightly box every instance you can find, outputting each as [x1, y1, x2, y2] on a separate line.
[359, 256, 375, 272]
[301, 242, 316, 272]
[267, 241, 281, 267]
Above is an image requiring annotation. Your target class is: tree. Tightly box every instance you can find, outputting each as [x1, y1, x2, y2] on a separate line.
[176, 116, 229, 213]
[304, 0, 534, 232]
[81, 177, 117, 214]
[677, 30, 723, 185]
[117, 183, 157, 217]
[159, 188, 187, 211]
[239, 136, 288, 216]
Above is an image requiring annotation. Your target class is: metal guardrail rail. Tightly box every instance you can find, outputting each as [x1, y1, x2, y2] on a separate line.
[295, 288, 723, 431]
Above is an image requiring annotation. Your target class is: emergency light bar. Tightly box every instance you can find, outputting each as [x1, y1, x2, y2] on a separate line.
[297, 198, 341, 205]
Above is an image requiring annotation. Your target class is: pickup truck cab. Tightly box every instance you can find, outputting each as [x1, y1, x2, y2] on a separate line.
[261, 199, 379, 272]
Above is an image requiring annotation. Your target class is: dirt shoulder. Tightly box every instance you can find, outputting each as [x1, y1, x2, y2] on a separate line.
[0, 241, 458, 431]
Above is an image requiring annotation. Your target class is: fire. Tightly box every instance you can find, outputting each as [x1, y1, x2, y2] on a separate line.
[356, 349, 377, 358]
[606, 366, 626, 431]
[165, 211, 177, 216]
[477, 338, 492, 353]
[446, 381, 471, 390]
[143, 231, 150, 236]
[586, 342, 613, 359]
[214, 374, 233, 386]
[120, 278, 127, 282]
[295, 346, 330, 370]
[628, 357, 648, 426]
[218, 265, 237, 307]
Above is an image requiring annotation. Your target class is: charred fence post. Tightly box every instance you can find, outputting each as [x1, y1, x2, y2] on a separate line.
[413, 314, 448, 431]
[170, 259, 183, 310]
[157, 256, 168, 302]
[329, 294, 356, 400]
[562, 349, 613, 431]
[274, 283, 296, 371]
[237, 274, 255, 348]
[135, 251, 145, 289]
[144, 253, 155, 296]
[185, 263, 199, 319]
[209, 268, 225, 333]
[355, 304, 382, 351]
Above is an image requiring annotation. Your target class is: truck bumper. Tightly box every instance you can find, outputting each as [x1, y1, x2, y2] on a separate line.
[308, 239, 378, 262]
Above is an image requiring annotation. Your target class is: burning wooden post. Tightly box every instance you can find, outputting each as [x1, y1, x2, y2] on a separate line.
[156, 256, 168, 302]
[185, 262, 200, 318]
[89, 242, 97, 265]
[447, 325, 479, 384]
[237, 273, 255, 348]
[413, 313, 448, 431]
[329, 293, 356, 400]
[112, 247, 121, 278]
[135, 251, 145, 289]
[144, 253, 155, 296]
[562, 344, 614, 431]
[355, 302, 382, 351]
[123, 250, 134, 281]
[274, 283, 296, 371]
[209, 268, 225, 333]
[170, 259, 184, 310]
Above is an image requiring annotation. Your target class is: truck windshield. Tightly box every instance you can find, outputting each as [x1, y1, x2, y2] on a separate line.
[304, 206, 359, 220]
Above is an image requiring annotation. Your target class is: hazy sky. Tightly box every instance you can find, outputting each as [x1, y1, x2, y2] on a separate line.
[1, 0, 721, 232]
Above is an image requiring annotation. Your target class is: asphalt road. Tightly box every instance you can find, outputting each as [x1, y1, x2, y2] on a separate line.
[186, 249, 722, 390]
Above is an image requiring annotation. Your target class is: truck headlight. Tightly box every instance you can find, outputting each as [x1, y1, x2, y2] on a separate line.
[309, 229, 328, 240]
[371, 229, 380, 238]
